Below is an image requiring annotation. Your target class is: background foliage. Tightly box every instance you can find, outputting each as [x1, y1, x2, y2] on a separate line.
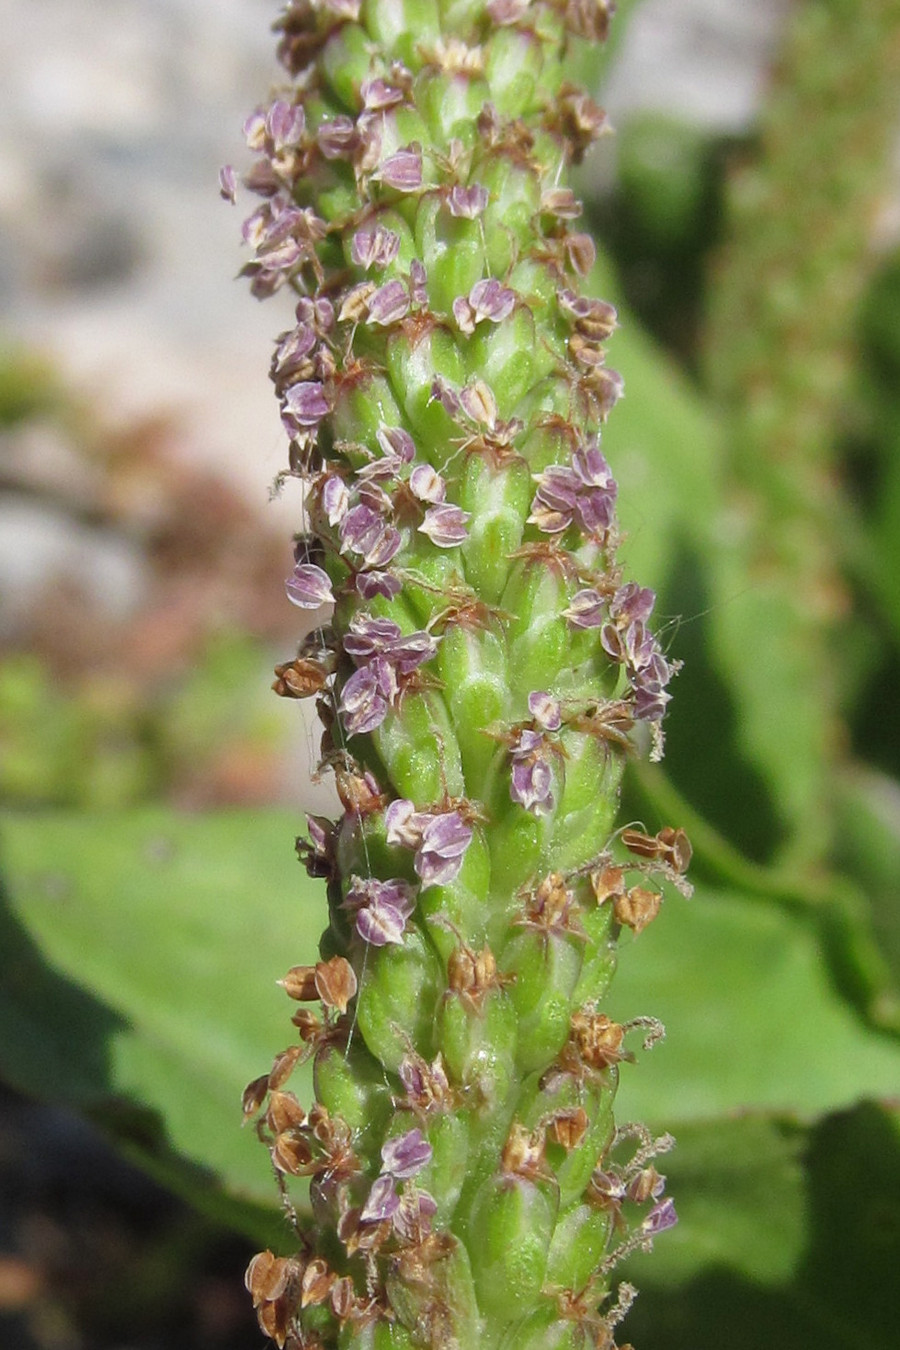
[3, 2, 900, 1346]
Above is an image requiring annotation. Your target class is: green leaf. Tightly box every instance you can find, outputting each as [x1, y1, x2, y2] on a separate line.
[621, 1101, 900, 1350]
[609, 881, 900, 1127]
[0, 808, 321, 1238]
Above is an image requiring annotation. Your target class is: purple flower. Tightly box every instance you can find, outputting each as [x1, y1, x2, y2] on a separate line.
[360, 1173, 400, 1223]
[558, 288, 618, 338]
[415, 811, 473, 887]
[509, 728, 554, 815]
[529, 439, 617, 538]
[266, 100, 305, 152]
[447, 183, 489, 218]
[356, 570, 401, 600]
[338, 505, 401, 568]
[392, 1189, 437, 1243]
[377, 425, 416, 463]
[282, 380, 331, 429]
[218, 165, 237, 203]
[360, 78, 405, 110]
[453, 278, 516, 334]
[528, 691, 562, 731]
[285, 563, 334, 609]
[642, 1198, 678, 1236]
[610, 582, 656, 626]
[419, 504, 470, 547]
[351, 224, 400, 270]
[339, 658, 397, 735]
[320, 474, 349, 526]
[367, 279, 410, 326]
[429, 376, 462, 419]
[316, 115, 358, 160]
[409, 464, 446, 503]
[346, 875, 417, 947]
[459, 380, 498, 428]
[564, 588, 606, 629]
[375, 147, 423, 192]
[343, 614, 403, 662]
[385, 802, 473, 887]
[409, 259, 428, 307]
[381, 1128, 432, 1179]
[385, 798, 420, 849]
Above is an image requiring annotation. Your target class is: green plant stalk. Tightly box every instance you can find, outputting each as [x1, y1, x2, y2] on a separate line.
[703, 0, 900, 868]
[229, 2, 685, 1346]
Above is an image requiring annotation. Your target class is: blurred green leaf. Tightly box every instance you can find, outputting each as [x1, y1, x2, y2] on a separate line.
[610, 879, 900, 1127]
[0, 807, 318, 1239]
[622, 1101, 900, 1350]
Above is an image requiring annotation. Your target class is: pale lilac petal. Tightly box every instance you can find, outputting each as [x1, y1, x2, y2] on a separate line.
[361, 78, 405, 110]
[376, 147, 423, 192]
[528, 691, 561, 731]
[343, 615, 402, 662]
[381, 1128, 432, 1179]
[447, 183, 489, 218]
[283, 381, 331, 427]
[351, 225, 401, 270]
[643, 1199, 678, 1235]
[219, 165, 237, 203]
[367, 279, 410, 326]
[510, 757, 554, 815]
[389, 631, 439, 674]
[361, 1174, 400, 1222]
[418, 504, 470, 547]
[392, 1189, 437, 1242]
[339, 659, 396, 735]
[565, 588, 606, 629]
[317, 115, 358, 160]
[266, 100, 305, 151]
[321, 475, 349, 526]
[285, 563, 334, 609]
[429, 377, 461, 418]
[469, 277, 516, 324]
[409, 259, 428, 307]
[610, 582, 656, 626]
[356, 902, 408, 946]
[356, 570, 401, 600]
[409, 464, 446, 503]
[385, 799, 422, 849]
[377, 425, 416, 463]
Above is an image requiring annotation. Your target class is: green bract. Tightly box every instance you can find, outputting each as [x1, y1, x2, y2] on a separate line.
[232, 1, 686, 1346]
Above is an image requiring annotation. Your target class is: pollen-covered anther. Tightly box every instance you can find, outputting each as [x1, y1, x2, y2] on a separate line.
[548, 1106, 589, 1151]
[271, 1129, 315, 1176]
[301, 1258, 336, 1308]
[501, 1121, 551, 1181]
[447, 942, 512, 1007]
[280, 955, 358, 1012]
[540, 187, 583, 221]
[334, 763, 388, 816]
[420, 36, 484, 74]
[266, 1090, 307, 1135]
[591, 863, 626, 905]
[242, 1073, 270, 1120]
[518, 872, 584, 939]
[272, 656, 331, 699]
[290, 1007, 323, 1041]
[268, 1044, 305, 1090]
[570, 1011, 633, 1071]
[245, 1250, 304, 1309]
[613, 886, 662, 936]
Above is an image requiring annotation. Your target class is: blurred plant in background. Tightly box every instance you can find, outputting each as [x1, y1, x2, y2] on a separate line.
[2, 1, 900, 1347]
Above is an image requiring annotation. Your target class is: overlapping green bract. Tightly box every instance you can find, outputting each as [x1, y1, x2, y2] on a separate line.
[232, 2, 684, 1346]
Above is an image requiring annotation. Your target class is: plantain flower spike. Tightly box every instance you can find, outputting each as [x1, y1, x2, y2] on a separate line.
[230, 2, 688, 1346]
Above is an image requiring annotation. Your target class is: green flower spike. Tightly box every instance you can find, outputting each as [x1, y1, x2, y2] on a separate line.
[229, 2, 689, 1347]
